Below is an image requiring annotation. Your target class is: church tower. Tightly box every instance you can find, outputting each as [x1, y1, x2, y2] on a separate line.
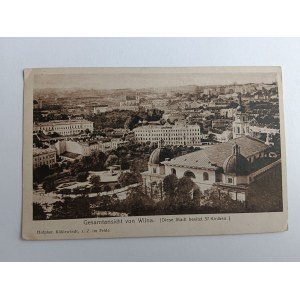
[232, 94, 249, 139]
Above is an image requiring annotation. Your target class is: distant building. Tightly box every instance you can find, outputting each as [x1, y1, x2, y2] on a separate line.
[54, 138, 128, 157]
[210, 130, 233, 143]
[33, 147, 56, 169]
[120, 91, 140, 107]
[93, 106, 112, 113]
[33, 119, 94, 136]
[132, 124, 201, 146]
[151, 99, 167, 107]
[220, 108, 235, 118]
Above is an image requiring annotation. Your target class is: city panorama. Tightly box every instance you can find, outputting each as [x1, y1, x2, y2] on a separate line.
[31, 70, 283, 220]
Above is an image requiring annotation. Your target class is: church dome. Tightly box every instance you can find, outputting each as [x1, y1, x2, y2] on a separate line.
[223, 144, 250, 176]
[149, 147, 172, 165]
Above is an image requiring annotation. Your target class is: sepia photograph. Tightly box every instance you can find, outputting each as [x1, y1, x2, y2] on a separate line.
[22, 67, 287, 240]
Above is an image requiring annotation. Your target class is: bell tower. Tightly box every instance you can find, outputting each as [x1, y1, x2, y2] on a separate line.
[233, 94, 249, 139]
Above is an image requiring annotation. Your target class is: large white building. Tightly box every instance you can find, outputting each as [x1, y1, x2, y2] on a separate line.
[33, 119, 94, 136]
[54, 138, 129, 157]
[143, 135, 280, 203]
[33, 147, 56, 169]
[132, 124, 201, 146]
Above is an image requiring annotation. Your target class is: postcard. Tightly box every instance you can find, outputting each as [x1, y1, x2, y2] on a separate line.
[22, 67, 287, 240]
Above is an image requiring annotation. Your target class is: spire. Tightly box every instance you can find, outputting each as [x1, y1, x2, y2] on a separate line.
[238, 93, 242, 106]
[232, 143, 240, 155]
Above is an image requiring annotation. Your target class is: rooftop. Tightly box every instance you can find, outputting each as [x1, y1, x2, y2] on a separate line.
[34, 119, 93, 126]
[163, 136, 269, 170]
[33, 147, 56, 156]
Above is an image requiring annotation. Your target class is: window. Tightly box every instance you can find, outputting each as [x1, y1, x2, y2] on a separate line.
[171, 168, 176, 175]
[228, 178, 233, 184]
[203, 172, 209, 181]
[153, 168, 157, 174]
[184, 170, 196, 179]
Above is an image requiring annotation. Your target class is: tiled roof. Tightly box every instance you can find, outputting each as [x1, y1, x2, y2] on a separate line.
[162, 136, 269, 170]
[163, 150, 215, 170]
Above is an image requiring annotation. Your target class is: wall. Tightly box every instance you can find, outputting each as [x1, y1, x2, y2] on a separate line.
[164, 165, 216, 192]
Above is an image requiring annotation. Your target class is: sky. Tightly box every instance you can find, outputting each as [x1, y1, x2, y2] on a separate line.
[34, 70, 278, 90]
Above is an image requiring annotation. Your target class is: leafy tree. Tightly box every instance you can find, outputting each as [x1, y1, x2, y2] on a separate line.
[124, 187, 155, 216]
[118, 171, 142, 187]
[89, 175, 101, 186]
[158, 176, 199, 214]
[91, 185, 102, 193]
[42, 178, 55, 193]
[130, 159, 147, 173]
[33, 202, 47, 220]
[177, 176, 195, 195]
[33, 164, 50, 182]
[207, 189, 245, 213]
[94, 195, 113, 215]
[163, 174, 178, 198]
[103, 185, 111, 192]
[76, 171, 88, 182]
[105, 154, 119, 168]
[51, 196, 92, 219]
[119, 157, 130, 170]
[115, 183, 121, 189]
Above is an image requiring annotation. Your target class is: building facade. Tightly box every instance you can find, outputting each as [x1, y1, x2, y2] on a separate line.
[33, 119, 94, 136]
[54, 138, 129, 157]
[132, 124, 201, 146]
[142, 135, 280, 202]
[33, 147, 56, 169]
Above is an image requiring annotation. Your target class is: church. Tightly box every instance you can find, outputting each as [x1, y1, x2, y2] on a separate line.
[141, 98, 281, 203]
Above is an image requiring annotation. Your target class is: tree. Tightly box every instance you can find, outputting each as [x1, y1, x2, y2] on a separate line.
[124, 187, 155, 216]
[103, 185, 111, 192]
[118, 171, 142, 187]
[163, 174, 178, 198]
[130, 159, 147, 173]
[42, 178, 55, 193]
[159, 176, 199, 214]
[119, 157, 130, 170]
[89, 175, 101, 186]
[177, 176, 195, 195]
[33, 202, 47, 220]
[51, 196, 92, 219]
[76, 171, 88, 182]
[33, 164, 50, 182]
[95, 195, 113, 215]
[105, 154, 119, 168]
[207, 188, 245, 213]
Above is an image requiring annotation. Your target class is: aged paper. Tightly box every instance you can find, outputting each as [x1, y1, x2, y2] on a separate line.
[22, 67, 288, 240]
